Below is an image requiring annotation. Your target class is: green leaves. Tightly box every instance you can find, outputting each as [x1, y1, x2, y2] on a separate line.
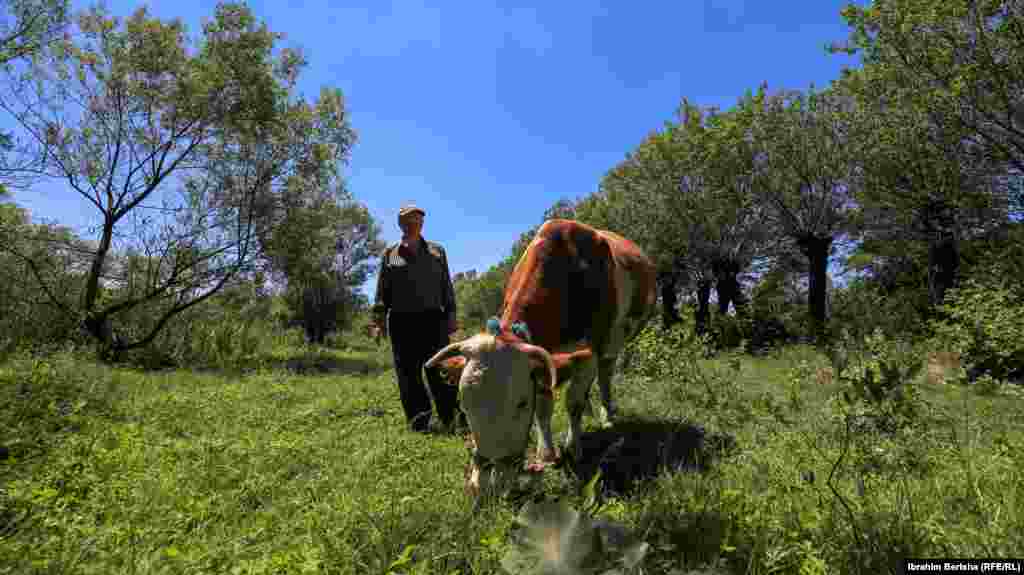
[931, 269, 1024, 382]
[0, 2, 361, 357]
[836, 0, 1024, 174]
[0, 0, 69, 68]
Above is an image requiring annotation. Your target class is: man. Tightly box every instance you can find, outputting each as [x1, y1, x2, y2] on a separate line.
[372, 203, 460, 433]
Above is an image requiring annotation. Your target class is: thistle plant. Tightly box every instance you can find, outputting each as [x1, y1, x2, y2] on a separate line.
[500, 471, 649, 575]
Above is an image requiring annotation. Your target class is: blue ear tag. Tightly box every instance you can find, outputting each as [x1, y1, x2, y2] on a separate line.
[486, 317, 501, 336]
[511, 321, 532, 343]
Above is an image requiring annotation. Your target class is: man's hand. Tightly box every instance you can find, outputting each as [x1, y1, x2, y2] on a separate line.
[447, 316, 458, 334]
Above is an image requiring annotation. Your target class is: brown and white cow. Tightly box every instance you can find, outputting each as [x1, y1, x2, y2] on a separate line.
[425, 219, 657, 496]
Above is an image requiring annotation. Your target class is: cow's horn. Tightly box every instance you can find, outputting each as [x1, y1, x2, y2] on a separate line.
[426, 341, 467, 369]
[513, 341, 556, 396]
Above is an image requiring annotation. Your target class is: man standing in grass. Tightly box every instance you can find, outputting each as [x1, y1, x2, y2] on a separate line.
[372, 203, 460, 433]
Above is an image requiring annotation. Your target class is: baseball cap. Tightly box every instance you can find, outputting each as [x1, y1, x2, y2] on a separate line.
[398, 203, 426, 218]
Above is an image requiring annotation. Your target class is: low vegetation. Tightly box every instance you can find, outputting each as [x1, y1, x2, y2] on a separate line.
[2, 317, 1021, 575]
[2, 0, 1023, 573]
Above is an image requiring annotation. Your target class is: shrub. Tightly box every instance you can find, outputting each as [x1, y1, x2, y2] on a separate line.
[827, 278, 930, 344]
[930, 269, 1024, 382]
[625, 323, 712, 383]
[0, 353, 121, 464]
[130, 302, 279, 370]
[624, 323, 750, 425]
[707, 310, 750, 351]
[827, 328, 928, 435]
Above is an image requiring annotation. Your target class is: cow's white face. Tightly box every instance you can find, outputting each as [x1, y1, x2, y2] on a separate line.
[426, 333, 556, 497]
[459, 345, 536, 460]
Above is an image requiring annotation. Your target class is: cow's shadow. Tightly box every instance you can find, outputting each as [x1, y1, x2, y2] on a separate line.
[561, 416, 736, 496]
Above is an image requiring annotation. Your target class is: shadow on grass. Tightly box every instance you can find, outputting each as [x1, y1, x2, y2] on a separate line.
[275, 353, 392, 377]
[565, 415, 736, 497]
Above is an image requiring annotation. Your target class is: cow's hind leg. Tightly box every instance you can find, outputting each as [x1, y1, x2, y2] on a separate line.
[596, 356, 618, 427]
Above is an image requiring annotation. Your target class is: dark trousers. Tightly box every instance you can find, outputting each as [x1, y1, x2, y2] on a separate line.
[388, 310, 459, 431]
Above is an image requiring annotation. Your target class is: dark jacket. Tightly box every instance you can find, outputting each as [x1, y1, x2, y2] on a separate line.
[372, 238, 456, 324]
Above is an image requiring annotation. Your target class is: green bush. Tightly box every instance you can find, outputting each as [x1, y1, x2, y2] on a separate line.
[0, 205, 90, 353]
[128, 298, 281, 370]
[624, 323, 752, 426]
[930, 268, 1024, 382]
[625, 323, 712, 383]
[827, 328, 928, 436]
[0, 352, 121, 464]
[707, 310, 750, 351]
[827, 278, 931, 344]
[747, 269, 813, 349]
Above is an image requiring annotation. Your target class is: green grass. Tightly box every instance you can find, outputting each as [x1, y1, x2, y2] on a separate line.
[2, 337, 1023, 574]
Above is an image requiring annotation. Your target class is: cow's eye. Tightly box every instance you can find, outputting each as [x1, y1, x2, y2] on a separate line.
[517, 399, 529, 410]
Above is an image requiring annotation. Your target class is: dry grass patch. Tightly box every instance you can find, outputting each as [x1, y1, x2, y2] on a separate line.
[926, 350, 962, 385]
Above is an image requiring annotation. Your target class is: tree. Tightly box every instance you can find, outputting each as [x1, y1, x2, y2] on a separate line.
[833, 2, 1023, 307]
[0, 202, 90, 348]
[0, 0, 68, 65]
[677, 101, 772, 322]
[454, 266, 506, 334]
[0, 0, 70, 195]
[839, 73, 1013, 307]
[264, 194, 384, 344]
[577, 167, 697, 329]
[741, 84, 857, 343]
[835, 0, 1024, 191]
[598, 130, 700, 330]
[0, 3, 356, 359]
[596, 100, 770, 335]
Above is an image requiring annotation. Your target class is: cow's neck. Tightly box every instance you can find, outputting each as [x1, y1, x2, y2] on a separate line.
[500, 307, 561, 352]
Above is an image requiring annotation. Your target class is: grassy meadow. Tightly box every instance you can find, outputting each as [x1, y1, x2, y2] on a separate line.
[1, 328, 1022, 575]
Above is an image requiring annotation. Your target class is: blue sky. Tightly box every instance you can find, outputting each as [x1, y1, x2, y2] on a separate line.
[11, 0, 864, 296]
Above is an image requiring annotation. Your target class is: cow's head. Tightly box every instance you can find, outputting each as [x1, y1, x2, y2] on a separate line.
[425, 332, 556, 496]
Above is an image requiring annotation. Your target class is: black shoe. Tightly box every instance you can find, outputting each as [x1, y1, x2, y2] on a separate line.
[453, 411, 470, 434]
[436, 410, 469, 435]
[409, 412, 431, 433]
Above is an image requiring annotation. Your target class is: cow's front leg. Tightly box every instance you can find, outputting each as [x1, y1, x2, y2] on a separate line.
[533, 391, 557, 465]
[596, 356, 618, 427]
[564, 358, 596, 462]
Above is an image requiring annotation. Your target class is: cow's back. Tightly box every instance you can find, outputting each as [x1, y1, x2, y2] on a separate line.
[501, 220, 655, 354]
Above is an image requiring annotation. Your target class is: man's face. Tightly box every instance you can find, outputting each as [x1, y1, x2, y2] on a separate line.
[399, 212, 424, 236]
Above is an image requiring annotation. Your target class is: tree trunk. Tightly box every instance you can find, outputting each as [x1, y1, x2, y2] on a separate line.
[928, 231, 959, 308]
[658, 271, 681, 329]
[713, 259, 748, 318]
[798, 235, 833, 344]
[303, 283, 328, 345]
[695, 279, 712, 336]
[82, 216, 121, 360]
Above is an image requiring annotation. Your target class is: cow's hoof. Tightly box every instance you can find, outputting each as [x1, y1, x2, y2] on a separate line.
[526, 447, 560, 471]
[524, 461, 549, 473]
